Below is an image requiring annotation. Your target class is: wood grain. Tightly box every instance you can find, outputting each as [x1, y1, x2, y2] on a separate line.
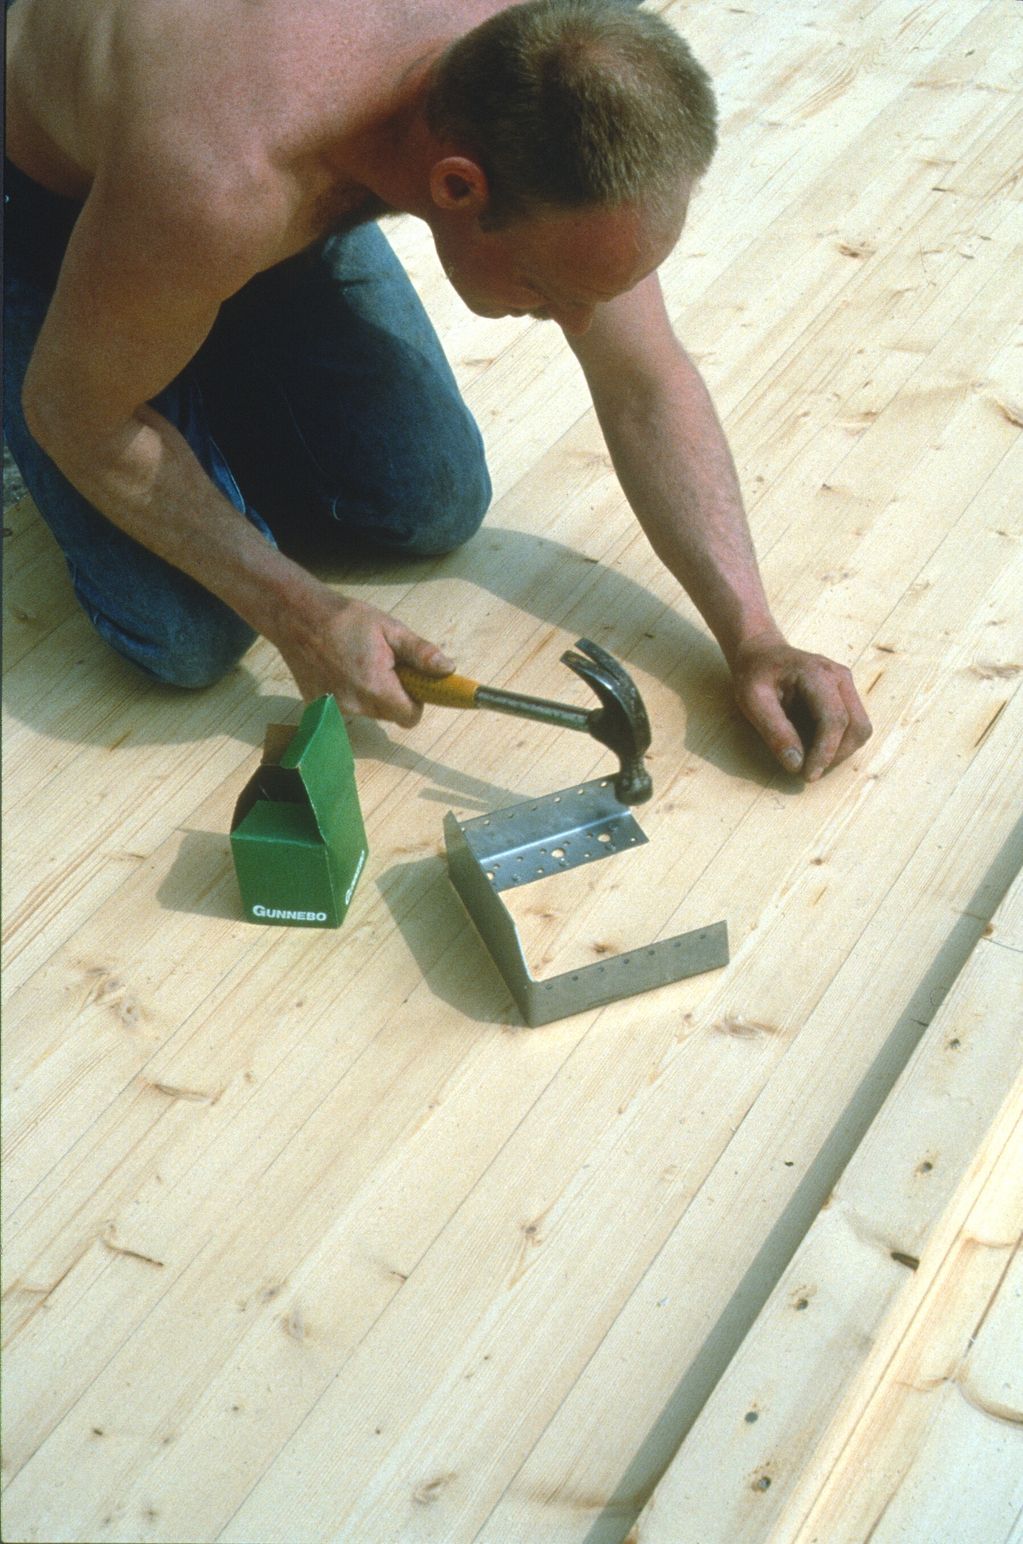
[2, 2, 1020, 1540]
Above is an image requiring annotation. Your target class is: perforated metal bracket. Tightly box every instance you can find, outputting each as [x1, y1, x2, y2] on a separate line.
[443, 779, 729, 1027]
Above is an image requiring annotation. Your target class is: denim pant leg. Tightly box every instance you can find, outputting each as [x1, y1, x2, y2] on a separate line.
[197, 224, 492, 560]
[3, 161, 271, 689]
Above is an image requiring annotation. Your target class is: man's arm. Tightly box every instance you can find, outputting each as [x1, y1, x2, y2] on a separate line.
[570, 274, 872, 781]
[20, 166, 450, 723]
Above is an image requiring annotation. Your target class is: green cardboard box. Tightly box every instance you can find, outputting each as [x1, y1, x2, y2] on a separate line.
[230, 695, 368, 927]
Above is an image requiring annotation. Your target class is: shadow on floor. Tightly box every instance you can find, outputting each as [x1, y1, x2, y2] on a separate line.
[157, 823, 518, 1031]
[378, 854, 519, 1028]
[156, 829, 246, 922]
[4, 498, 793, 794]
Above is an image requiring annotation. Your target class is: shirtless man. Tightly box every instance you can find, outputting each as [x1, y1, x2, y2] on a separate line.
[4, 0, 871, 781]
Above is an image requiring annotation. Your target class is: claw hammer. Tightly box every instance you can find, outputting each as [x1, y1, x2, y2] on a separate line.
[397, 637, 652, 805]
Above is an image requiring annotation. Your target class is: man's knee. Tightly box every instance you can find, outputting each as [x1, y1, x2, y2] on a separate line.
[85, 592, 257, 689]
[397, 433, 492, 556]
[340, 403, 492, 558]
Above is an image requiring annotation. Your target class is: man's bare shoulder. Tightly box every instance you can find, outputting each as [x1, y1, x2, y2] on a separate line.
[7, 0, 463, 182]
[9, 4, 396, 192]
[7, 0, 498, 279]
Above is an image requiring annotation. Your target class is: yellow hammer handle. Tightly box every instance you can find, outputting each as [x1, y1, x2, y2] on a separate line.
[396, 665, 482, 710]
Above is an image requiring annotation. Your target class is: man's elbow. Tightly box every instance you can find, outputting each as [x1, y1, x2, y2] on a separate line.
[21, 372, 74, 466]
[21, 374, 109, 483]
[21, 376, 51, 450]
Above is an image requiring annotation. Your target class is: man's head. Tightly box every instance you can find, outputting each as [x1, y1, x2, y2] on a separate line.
[425, 0, 717, 231]
[427, 192, 682, 334]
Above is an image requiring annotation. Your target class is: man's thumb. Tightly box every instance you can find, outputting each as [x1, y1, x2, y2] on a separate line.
[393, 629, 455, 676]
[741, 682, 804, 774]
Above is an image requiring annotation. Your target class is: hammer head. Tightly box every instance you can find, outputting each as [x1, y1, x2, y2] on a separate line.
[561, 639, 652, 804]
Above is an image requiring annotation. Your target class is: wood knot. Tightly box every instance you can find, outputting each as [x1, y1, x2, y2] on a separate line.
[712, 1016, 779, 1039]
[413, 1473, 456, 1505]
[282, 1305, 308, 1342]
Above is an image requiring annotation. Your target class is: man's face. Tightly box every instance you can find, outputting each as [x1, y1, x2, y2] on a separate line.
[433, 199, 685, 336]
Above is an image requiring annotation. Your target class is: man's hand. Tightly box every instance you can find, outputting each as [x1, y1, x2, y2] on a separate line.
[731, 634, 872, 782]
[273, 589, 454, 728]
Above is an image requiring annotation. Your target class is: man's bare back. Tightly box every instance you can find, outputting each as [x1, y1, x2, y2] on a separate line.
[5, 0, 497, 260]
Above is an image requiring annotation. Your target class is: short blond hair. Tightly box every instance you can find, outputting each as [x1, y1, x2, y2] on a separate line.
[427, 0, 717, 227]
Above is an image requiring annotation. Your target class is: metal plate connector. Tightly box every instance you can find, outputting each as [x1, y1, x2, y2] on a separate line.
[444, 779, 729, 1027]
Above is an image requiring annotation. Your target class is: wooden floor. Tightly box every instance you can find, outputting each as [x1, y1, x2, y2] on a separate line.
[3, 2, 1021, 1540]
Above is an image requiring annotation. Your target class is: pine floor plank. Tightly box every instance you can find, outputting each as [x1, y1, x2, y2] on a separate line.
[459, 647, 1023, 1543]
[6, 577, 1018, 1531]
[1, 498, 79, 670]
[632, 875, 1023, 1544]
[229, 707, 1020, 1544]
[2, 2, 1021, 1541]
[5, 487, 1010, 1534]
[789, 1115, 1022, 1544]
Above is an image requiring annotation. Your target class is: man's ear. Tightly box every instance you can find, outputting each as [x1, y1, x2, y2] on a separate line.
[429, 156, 490, 214]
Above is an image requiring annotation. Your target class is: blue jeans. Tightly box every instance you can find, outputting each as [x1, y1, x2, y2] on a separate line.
[3, 158, 491, 687]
